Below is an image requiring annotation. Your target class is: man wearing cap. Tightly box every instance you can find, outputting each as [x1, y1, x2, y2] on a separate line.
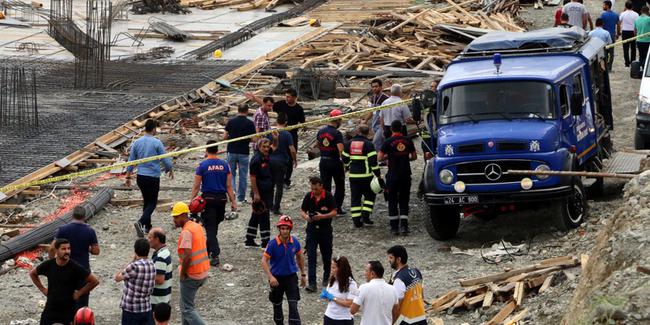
[262, 215, 307, 325]
[342, 124, 383, 228]
[299, 176, 337, 293]
[378, 120, 417, 236]
[316, 110, 346, 215]
[190, 140, 237, 267]
[171, 202, 209, 325]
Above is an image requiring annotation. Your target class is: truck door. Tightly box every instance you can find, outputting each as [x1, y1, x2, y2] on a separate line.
[561, 73, 597, 164]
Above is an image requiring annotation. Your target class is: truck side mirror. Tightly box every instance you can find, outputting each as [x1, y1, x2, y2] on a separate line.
[571, 93, 583, 115]
[631, 61, 643, 79]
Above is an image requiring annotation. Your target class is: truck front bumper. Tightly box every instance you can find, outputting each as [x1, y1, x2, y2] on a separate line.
[425, 186, 572, 206]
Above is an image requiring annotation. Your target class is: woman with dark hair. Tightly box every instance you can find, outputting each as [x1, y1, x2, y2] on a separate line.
[320, 256, 359, 325]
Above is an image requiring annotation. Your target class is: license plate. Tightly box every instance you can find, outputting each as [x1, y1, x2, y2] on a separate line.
[444, 195, 479, 205]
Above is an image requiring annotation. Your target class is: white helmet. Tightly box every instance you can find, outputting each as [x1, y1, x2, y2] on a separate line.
[371, 177, 383, 194]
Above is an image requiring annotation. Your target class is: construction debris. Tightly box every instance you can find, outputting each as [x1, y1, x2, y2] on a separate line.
[150, 20, 191, 41]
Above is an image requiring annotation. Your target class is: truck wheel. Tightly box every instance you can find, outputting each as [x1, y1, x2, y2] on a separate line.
[554, 179, 588, 230]
[634, 131, 648, 150]
[425, 205, 460, 240]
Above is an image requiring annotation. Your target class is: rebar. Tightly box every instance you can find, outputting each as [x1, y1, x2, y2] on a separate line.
[74, 0, 112, 88]
[0, 67, 39, 135]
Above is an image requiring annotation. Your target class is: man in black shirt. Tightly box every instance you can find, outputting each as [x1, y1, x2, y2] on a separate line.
[224, 104, 257, 203]
[30, 238, 99, 325]
[246, 137, 277, 248]
[299, 176, 337, 292]
[316, 109, 346, 215]
[272, 88, 305, 188]
[379, 120, 417, 236]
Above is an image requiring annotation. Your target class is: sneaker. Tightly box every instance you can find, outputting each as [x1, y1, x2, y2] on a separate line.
[210, 256, 221, 267]
[305, 284, 317, 293]
[362, 217, 374, 225]
[133, 222, 145, 238]
[244, 240, 259, 248]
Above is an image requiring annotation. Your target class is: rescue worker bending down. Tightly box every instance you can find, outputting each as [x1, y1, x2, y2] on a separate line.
[342, 124, 384, 228]
[378, 120, 417, 236]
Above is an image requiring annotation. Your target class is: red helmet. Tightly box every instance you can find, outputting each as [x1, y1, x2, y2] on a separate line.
[329, 109, 343, 118]
[189, 196, 206, 214]
[276, 215, 293, 230]
[74, 307, 95, 325]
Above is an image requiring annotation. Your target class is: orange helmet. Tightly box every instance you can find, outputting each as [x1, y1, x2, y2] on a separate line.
[276, 215, 293, 230]
[329, 109, 343, 118]
[74, 307, 95, 325]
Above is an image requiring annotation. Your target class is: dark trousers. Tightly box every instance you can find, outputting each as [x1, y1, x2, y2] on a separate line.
[387, 177, 411, 230]
[136, 174, 160, 230]
[323, 315, 353, 325]
[306, 224, 332, 287]
[271, 160, 288, 212]
[285, 132, 299, 186]
[76, 279, 89, 309]
[349, 177, 376, 221]
[121, 310, 154, 325]
[40, 306, 74, 325]
[622, 30, 637, 65]
[638, 42, 649, 67]
[269, 274, 301, 325]
[319, 158, 345, 210]
[201, 192, 226, 258]
[246, 190, 273, 244]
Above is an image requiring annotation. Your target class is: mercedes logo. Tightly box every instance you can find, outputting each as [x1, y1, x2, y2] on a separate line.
[484, 163, 502, 181]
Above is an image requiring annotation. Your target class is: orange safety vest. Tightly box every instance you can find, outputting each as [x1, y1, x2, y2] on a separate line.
[393, 267, 426, 324]
[177, 220, 210, 276]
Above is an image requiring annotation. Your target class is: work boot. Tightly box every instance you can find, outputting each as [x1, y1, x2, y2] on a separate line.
[400, 225, 410, 236]
[210, 256, 221, 267]
[305, 284, 317, 293]
[244, 240, 259, 249]
[353, 218, 364, 228]
[133, 222, 145, 238]
[390, 227, 399, 236]
[362, 216, 374, 225]
[261, 241, 269, 249]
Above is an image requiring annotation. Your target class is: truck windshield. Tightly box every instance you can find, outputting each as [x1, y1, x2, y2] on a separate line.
[438, 81, 554, 124]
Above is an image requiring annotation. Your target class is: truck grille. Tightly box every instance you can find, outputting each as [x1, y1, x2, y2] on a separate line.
[458, 143, 484, 153]
[497, 142, 526, 151]
[455, 160, 532, 184]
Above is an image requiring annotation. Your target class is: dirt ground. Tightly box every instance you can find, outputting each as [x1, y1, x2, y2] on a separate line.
[1, 1, 645, 324]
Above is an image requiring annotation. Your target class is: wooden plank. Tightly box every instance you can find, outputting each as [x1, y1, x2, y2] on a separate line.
[94, 141, 118, 153]
[1, 229, 20, 238]
[513, 281, 524, 306]
[426, 290, 459, 311]
[0, 204, 24, 210]
[460, 265, 539, 287]
[580, 254, 589, 272]
[503, 308, 528, 325]
[539, 255, 573, 266]
[482, 289, 494, 308]
[538, 274, 554, 293]
[525, 274, 548, 289]
[436, 292, 465, 312]
[485, 301, 516, 325]
[464, 293, 486, 308]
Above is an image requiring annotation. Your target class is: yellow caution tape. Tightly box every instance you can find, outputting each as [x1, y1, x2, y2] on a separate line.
[0, 98, 414, 194]
[605, 31, 650, 49]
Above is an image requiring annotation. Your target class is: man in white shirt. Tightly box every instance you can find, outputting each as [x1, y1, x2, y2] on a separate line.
[562, 0, 588, 29]
[379, 84, 415, 139]
[350, 261, 399, 325]
[620, 1, 639, 66]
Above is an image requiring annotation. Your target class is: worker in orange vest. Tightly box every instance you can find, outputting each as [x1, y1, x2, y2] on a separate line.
[172, 202, 210, 325]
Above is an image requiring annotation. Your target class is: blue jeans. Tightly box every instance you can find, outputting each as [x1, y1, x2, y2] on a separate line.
[180, 277, 207, 325]
[121, 310, 153, 325]
[227, 153, 250, 201]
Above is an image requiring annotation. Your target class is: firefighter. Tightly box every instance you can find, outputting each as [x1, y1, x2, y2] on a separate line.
[342, 124, 383, 228]
[316, 109, 346, 215]
[378, 120, 417, 236]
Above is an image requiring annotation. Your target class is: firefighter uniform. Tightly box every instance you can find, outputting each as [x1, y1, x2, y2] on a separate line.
[246, 151, 274, 247]
[390, 266, 427, 325]
[342, 135, 381, 228]
[380, 132, 416, 233]
[317, 125, 345, 212]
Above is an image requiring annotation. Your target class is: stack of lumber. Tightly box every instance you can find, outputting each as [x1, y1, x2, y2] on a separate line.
[427, 255, 585, 324]
[180, 0, 289, 10]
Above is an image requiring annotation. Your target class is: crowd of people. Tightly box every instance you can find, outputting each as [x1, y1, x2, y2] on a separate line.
[555, 0, 650, 69]
[29, 78, 435, 324]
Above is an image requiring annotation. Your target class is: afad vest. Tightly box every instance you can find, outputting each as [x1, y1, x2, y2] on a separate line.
[393, 267, 426, 324]
[177, 221, 210, 276]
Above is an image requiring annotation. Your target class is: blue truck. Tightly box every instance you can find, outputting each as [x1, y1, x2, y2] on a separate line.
[421, 27, 614, 240]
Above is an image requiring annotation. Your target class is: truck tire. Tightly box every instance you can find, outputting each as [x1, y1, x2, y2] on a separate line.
[635, 131, 648, 150]
[425, 205, 460, 240]
[553, 179, 588, 230]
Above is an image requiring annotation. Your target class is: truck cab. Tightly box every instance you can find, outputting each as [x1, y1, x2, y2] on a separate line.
[422, 27, 613, 240]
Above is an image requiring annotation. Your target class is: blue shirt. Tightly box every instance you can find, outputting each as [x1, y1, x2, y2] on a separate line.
[269, 129, 294, 164]
[196, 158, 230, 194]
[54, 221, 98, 270]
[601, 10, 619, 42]
[589, 27, 612, 44]
[126, 134, 173, 177]
[263, 235, 301, 276]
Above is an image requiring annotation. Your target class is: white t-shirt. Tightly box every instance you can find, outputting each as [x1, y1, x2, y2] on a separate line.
[562, 2, 587, 28]
[380, 96, 412, 126]
[352, 278, 398, 325]
[620, 10, 639, 31]
[324, 278, 359, 320]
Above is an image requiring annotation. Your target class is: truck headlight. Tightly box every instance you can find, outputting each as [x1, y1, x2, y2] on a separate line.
[534, 164, 550, 180]
[639, 97, 650, 114]
[439, 169, 454, 184]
